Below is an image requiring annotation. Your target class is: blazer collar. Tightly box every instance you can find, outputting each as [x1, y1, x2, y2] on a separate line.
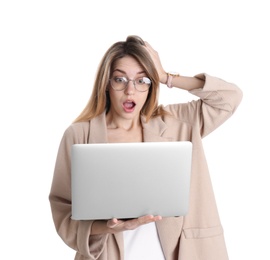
[88, 112, 169, 143]
[141, 115, 169, 142]
[88, 112, 108, 143]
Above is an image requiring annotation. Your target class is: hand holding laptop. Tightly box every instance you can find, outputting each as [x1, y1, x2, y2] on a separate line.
[91, 215, 162, 235]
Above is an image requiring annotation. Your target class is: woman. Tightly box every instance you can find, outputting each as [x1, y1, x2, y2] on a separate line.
[49, 35, 243, 260]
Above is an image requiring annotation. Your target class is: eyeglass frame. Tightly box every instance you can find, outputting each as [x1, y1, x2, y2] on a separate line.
[109, 76, 152, 92]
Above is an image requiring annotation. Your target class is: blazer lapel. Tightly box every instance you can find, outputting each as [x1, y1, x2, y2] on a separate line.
[88, 112, 108, 143]
[141, 115, 172, 142]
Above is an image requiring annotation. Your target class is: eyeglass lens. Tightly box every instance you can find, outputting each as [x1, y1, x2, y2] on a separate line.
[110, 77, 151, 92]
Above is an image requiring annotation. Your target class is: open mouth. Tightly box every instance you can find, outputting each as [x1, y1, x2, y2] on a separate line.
[123, 100, 136, 112]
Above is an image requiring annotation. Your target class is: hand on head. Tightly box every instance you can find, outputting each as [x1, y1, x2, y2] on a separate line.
[143, 41, 167, 84]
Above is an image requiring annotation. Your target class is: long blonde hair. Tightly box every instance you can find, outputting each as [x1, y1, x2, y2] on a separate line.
[73, 35, 167, 123]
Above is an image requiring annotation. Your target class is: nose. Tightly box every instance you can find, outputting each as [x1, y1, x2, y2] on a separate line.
[124, 80, 135, 95]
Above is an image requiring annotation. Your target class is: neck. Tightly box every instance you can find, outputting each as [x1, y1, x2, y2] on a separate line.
[106, 113, 141, 131]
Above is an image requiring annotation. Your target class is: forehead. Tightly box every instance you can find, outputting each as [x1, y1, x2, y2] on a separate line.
[112, 56, 144, 74]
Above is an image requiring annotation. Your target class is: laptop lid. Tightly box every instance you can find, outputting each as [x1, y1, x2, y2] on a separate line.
[71, 141, 192, 220]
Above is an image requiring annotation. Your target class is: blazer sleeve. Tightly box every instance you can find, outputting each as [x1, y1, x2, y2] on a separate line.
[49, 123, 109, 259]
[165, 73, 243, 138]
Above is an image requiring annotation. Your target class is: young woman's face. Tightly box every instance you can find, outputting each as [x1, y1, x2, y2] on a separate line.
[108, 56, 150, 121]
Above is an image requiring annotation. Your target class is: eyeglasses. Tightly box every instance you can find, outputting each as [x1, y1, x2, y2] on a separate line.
[109, 76, 151, 92]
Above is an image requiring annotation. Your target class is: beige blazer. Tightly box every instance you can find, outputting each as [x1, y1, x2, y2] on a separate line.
[49, 74, 243, 260]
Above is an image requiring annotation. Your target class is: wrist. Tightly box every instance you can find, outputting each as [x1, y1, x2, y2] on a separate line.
[166, 71, 180, 88]
[159, 72, 168, 85]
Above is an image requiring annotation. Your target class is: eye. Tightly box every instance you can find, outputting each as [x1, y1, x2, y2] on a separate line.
[114, 77, 127, 83]
[137, 77, 151, 85]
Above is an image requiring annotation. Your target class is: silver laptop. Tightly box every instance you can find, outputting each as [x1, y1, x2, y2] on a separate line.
[71, 141, 192, 220]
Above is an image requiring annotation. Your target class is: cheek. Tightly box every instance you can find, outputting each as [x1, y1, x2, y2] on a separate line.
[108, 89, 119, 104]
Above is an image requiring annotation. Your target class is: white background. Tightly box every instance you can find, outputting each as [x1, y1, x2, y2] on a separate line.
[1, 0, 269, 259]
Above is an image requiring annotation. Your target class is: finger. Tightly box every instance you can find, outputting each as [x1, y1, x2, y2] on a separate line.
[107, 218, 119, 228]
[144, 41, 154, 51]
[138, 214, 162, 224]
[138, 214, 154, 224]
[144, 40, 149, 46]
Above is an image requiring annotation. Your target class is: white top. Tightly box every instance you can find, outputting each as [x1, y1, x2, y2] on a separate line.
[123, 222, 165, 260]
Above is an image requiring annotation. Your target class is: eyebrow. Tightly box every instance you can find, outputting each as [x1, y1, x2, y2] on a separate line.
[112, 69, 146, 75]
